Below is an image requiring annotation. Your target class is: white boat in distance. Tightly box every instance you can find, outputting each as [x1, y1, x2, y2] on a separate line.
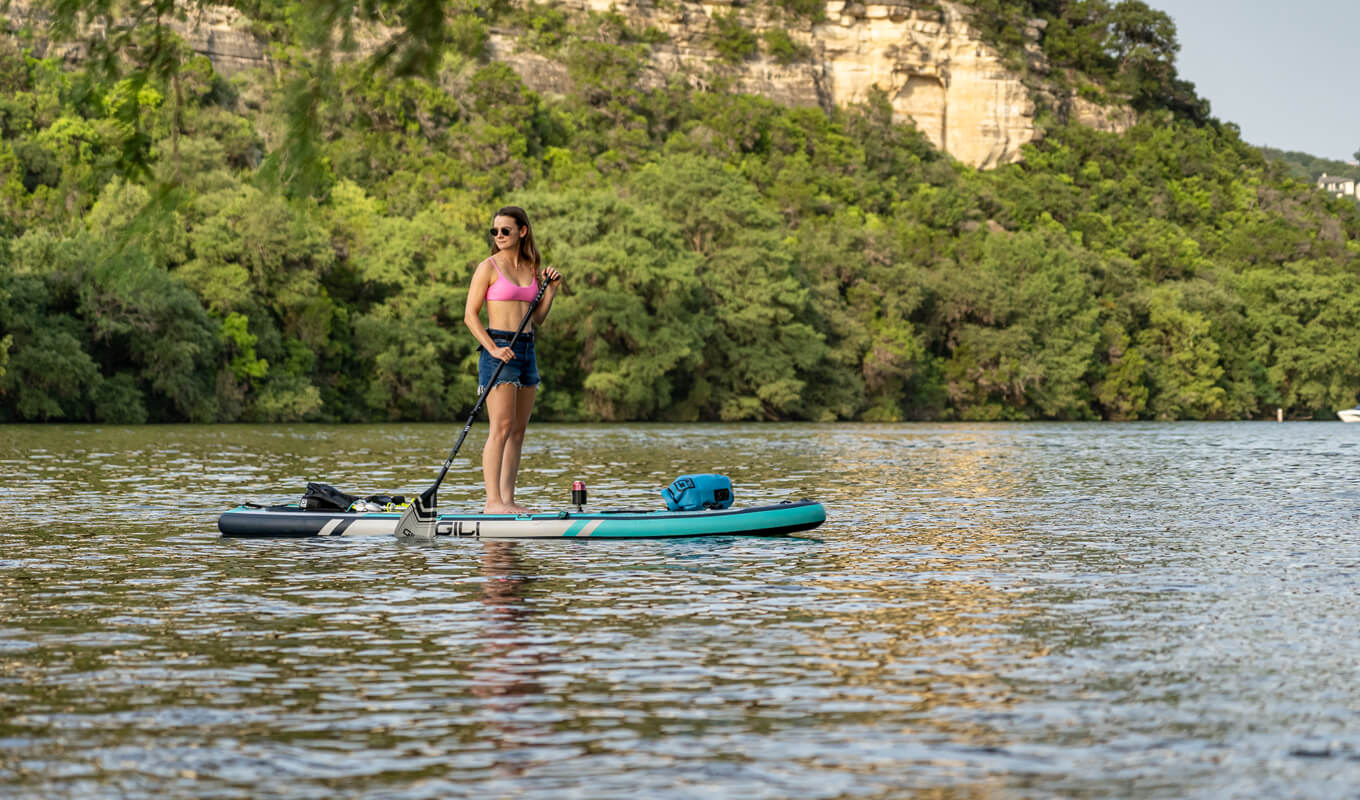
[1339, 406, 1360, 423]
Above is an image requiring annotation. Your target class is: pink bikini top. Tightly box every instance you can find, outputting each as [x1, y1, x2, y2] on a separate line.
[485, 258, 539, 303]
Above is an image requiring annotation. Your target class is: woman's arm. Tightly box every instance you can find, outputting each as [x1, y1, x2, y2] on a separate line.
[531, 267, 562, 326]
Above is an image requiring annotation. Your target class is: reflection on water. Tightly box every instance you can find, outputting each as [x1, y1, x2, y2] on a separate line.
[1, 422, 1359, 798]
[470, 542, 553, 773]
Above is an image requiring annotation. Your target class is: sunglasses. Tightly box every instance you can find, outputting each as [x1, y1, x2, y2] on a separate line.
[489, 226, 518, 238]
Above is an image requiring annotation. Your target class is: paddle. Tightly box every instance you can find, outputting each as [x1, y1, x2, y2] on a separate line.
[396, 275, 556, 540]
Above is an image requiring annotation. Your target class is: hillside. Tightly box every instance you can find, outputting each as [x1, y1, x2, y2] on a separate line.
[1260, 147, 1360, 184]
[2, 0, 1359, 423]
[4, 0, 1165, 168]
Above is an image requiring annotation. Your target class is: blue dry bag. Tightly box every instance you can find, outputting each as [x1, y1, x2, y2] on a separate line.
[662, 474, 734, 511]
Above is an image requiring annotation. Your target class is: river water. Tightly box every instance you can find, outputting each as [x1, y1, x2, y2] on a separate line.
[1, 422, 1357, 799]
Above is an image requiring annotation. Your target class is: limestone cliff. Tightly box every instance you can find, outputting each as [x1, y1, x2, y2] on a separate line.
[5, 0, 1135, 168]
[491, 0, 1127, 167]
[491, 0, 1052, 168]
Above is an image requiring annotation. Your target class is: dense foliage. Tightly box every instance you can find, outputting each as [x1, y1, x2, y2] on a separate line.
[964, 0, 1207, 122]
[2, 1, 1359, 423]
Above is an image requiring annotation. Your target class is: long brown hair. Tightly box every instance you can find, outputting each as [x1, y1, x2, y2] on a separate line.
[490, 206, 542, 274]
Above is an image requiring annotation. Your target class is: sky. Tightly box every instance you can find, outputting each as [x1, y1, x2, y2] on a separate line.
[1148, 0, 1360, 161]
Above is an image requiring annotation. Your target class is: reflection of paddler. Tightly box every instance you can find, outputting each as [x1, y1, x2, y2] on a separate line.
[477, 541, 530, 625]
[471, 542, 553, 762]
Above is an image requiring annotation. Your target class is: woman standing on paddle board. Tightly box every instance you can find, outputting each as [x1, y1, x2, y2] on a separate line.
[464, 206, 562, 514]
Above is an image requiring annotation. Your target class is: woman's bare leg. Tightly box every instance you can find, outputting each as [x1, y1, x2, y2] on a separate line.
[499, 385, 537, 512]
[482, 384, 519, 513]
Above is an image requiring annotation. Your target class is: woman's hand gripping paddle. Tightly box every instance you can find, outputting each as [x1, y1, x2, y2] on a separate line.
[396, 276, 555, 540]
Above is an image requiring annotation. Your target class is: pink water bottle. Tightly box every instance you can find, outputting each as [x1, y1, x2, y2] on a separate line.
[571, 480, 587, 512]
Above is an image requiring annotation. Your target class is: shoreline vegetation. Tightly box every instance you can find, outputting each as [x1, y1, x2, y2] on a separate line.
[2, 0, 1359, 424]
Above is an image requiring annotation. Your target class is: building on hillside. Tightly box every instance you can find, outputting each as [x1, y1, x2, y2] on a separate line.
[1318, 174, 1358, 198]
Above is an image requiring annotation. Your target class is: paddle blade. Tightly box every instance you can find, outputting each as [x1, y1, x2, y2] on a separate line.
[395, 487, 438, 540]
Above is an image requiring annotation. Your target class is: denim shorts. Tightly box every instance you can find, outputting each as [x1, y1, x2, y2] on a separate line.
[478, 329, 540, 394]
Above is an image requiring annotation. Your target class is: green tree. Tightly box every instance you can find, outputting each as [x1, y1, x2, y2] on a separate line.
[1, 225, 219, 421]
[1237, 267, 1360, 415]
[711, 12, 759, 64]
[937, 222, 1101, 420]
[79, 247, 221, 421]
[349, 200, 485, 421]
[176, 184, 338, 420]
[1136, 285, 1226, 419]
[630, 154, 831, 420]
[516, 187, 709, 421]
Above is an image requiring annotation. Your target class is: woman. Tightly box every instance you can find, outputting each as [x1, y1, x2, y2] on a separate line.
[464, 206, 562, 514]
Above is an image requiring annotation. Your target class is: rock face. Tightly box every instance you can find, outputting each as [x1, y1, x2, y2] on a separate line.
[6, 1, 275, 76]
[490, 0, 1071, 168]
[819, 0, 1041, 168]
[171, 6, 275, 77]
[6, 0, 1134, 168]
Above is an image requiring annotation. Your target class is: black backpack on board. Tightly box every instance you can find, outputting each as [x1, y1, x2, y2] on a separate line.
[300, 482, 358, 511]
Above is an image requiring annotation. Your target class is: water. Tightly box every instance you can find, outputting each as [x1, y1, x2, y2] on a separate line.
[1, 422, 1357, 799]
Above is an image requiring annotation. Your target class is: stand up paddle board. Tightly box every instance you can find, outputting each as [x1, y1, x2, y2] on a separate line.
[218, 499, 826, 540]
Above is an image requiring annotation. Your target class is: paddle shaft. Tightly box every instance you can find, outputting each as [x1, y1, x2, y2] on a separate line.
[421, 276, 554, 503]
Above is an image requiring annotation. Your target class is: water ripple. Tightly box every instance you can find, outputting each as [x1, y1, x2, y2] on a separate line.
[1, 422, 1358, 798]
